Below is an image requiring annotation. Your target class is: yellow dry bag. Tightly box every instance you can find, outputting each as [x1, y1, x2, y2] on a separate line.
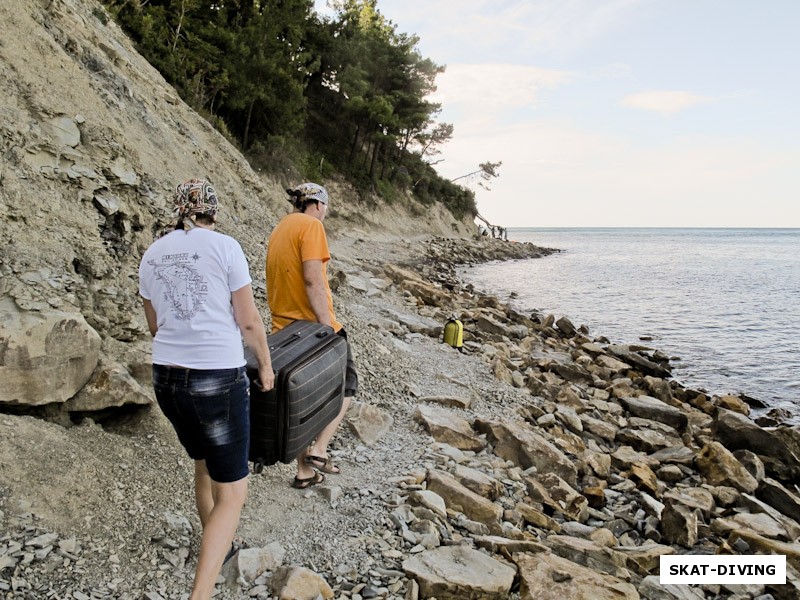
[443, 316, 464, 352]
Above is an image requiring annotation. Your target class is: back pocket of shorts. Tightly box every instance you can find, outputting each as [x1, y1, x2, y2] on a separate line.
[189, 388, 231, 425]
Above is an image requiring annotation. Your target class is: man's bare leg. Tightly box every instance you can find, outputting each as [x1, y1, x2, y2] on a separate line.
[300, 396, 352, 477]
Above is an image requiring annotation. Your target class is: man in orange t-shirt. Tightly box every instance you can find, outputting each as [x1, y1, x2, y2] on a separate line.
[266, 183, 358, 489]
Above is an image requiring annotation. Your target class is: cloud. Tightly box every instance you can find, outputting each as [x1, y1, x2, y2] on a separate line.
[432, 63, 573, 118]
[588, 62, 633, 80]
[440, 119, 800, 227]
[621, 90, 715, 115]
[375, 0, 647, 60]
[493, 0, 645, 55]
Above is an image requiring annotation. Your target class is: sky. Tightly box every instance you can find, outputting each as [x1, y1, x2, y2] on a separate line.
[315, 1, 800, 228]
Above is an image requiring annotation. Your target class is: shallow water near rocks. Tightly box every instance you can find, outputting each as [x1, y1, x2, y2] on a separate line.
[461, 228, 800, 419]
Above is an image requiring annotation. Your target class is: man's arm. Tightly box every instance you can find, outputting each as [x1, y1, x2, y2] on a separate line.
[142, 299, 158, 337]
[302, 259, 333, 328]
[231, 284, 275, 391]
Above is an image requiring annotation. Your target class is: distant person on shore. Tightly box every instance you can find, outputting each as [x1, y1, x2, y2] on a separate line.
[265, 182, 359, 489]
[139, 179, 274, 600]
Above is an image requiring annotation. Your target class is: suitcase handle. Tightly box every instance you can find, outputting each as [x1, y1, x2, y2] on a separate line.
[275, 333, 302, 349]
[275, 330, 330, 350]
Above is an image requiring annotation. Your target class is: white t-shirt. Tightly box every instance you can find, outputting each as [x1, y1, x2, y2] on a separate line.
[139, 228, 252, 369]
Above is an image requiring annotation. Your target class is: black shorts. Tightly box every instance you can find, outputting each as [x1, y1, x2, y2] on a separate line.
[337, 329, 359, 398]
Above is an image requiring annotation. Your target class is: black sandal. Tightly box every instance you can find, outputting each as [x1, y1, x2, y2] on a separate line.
[291, 471, 325, 489]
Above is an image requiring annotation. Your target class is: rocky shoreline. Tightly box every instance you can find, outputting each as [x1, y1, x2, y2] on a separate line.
[384, 236, 800, 599]
[2, 234, 800, 600]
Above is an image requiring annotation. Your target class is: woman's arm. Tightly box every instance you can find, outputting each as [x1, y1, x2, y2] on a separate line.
[232, 284, 275, 391]
[142, 299, 158, 337]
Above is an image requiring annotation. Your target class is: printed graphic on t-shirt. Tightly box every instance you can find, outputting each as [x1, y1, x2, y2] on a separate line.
[149, 252, 208, 320]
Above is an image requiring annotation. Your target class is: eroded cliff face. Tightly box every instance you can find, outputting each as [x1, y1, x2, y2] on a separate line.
[0, 0, 469, 413]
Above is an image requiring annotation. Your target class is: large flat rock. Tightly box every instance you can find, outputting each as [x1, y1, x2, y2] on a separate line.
[0, 301, 101, 406]
[403, 545, 516, 600]
[618, 395, 688, 431]
[514, 551, 639, 600]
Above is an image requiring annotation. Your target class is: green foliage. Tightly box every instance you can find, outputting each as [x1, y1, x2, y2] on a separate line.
[411, 162, 477, 219]
[301, 152, 332, 183]
[91, 6, 109, 25]
[198, 109, 237, 145]
[103, 0, 313, 140]
[100, 0, 485, 221]
[245, 137, 333, 186]
[375, 178, 398, 205]
[246, 137, 305, 183]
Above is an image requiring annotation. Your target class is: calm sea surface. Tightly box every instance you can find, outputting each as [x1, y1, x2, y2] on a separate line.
[460, 228, 800, 417]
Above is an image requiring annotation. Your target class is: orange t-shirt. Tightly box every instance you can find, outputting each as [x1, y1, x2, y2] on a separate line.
[266, 212, 342, 333]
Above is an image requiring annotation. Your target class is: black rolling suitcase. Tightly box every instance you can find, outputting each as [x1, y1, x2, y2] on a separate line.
[246, 320, 347, 473]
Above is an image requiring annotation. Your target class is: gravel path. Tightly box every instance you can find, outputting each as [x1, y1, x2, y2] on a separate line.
[0, 233, 538, 599]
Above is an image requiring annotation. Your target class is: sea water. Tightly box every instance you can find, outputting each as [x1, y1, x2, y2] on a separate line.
[460, 228, 800, 418]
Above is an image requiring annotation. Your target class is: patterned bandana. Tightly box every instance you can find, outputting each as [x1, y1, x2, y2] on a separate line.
[171, 179, 219, 231]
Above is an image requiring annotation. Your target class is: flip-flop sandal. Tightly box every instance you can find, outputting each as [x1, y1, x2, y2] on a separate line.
[305, 455, 341, 474]
[291, 471, 325, 489]
[223, 539, 246, 564]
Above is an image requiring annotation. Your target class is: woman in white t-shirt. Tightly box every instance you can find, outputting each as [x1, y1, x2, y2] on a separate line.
[139, 179, 273, 600]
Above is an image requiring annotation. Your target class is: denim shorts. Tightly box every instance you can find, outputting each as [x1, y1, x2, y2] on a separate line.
[152, 365, 250, 483]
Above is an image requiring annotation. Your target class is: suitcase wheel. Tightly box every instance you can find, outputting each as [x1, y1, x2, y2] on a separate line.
[253, 461, 264, 475]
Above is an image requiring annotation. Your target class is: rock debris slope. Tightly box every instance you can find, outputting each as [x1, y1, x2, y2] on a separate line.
[0, 0, 466, 417]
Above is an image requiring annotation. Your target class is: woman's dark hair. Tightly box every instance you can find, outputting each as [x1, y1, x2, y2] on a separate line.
[176, 213, 215, 229]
